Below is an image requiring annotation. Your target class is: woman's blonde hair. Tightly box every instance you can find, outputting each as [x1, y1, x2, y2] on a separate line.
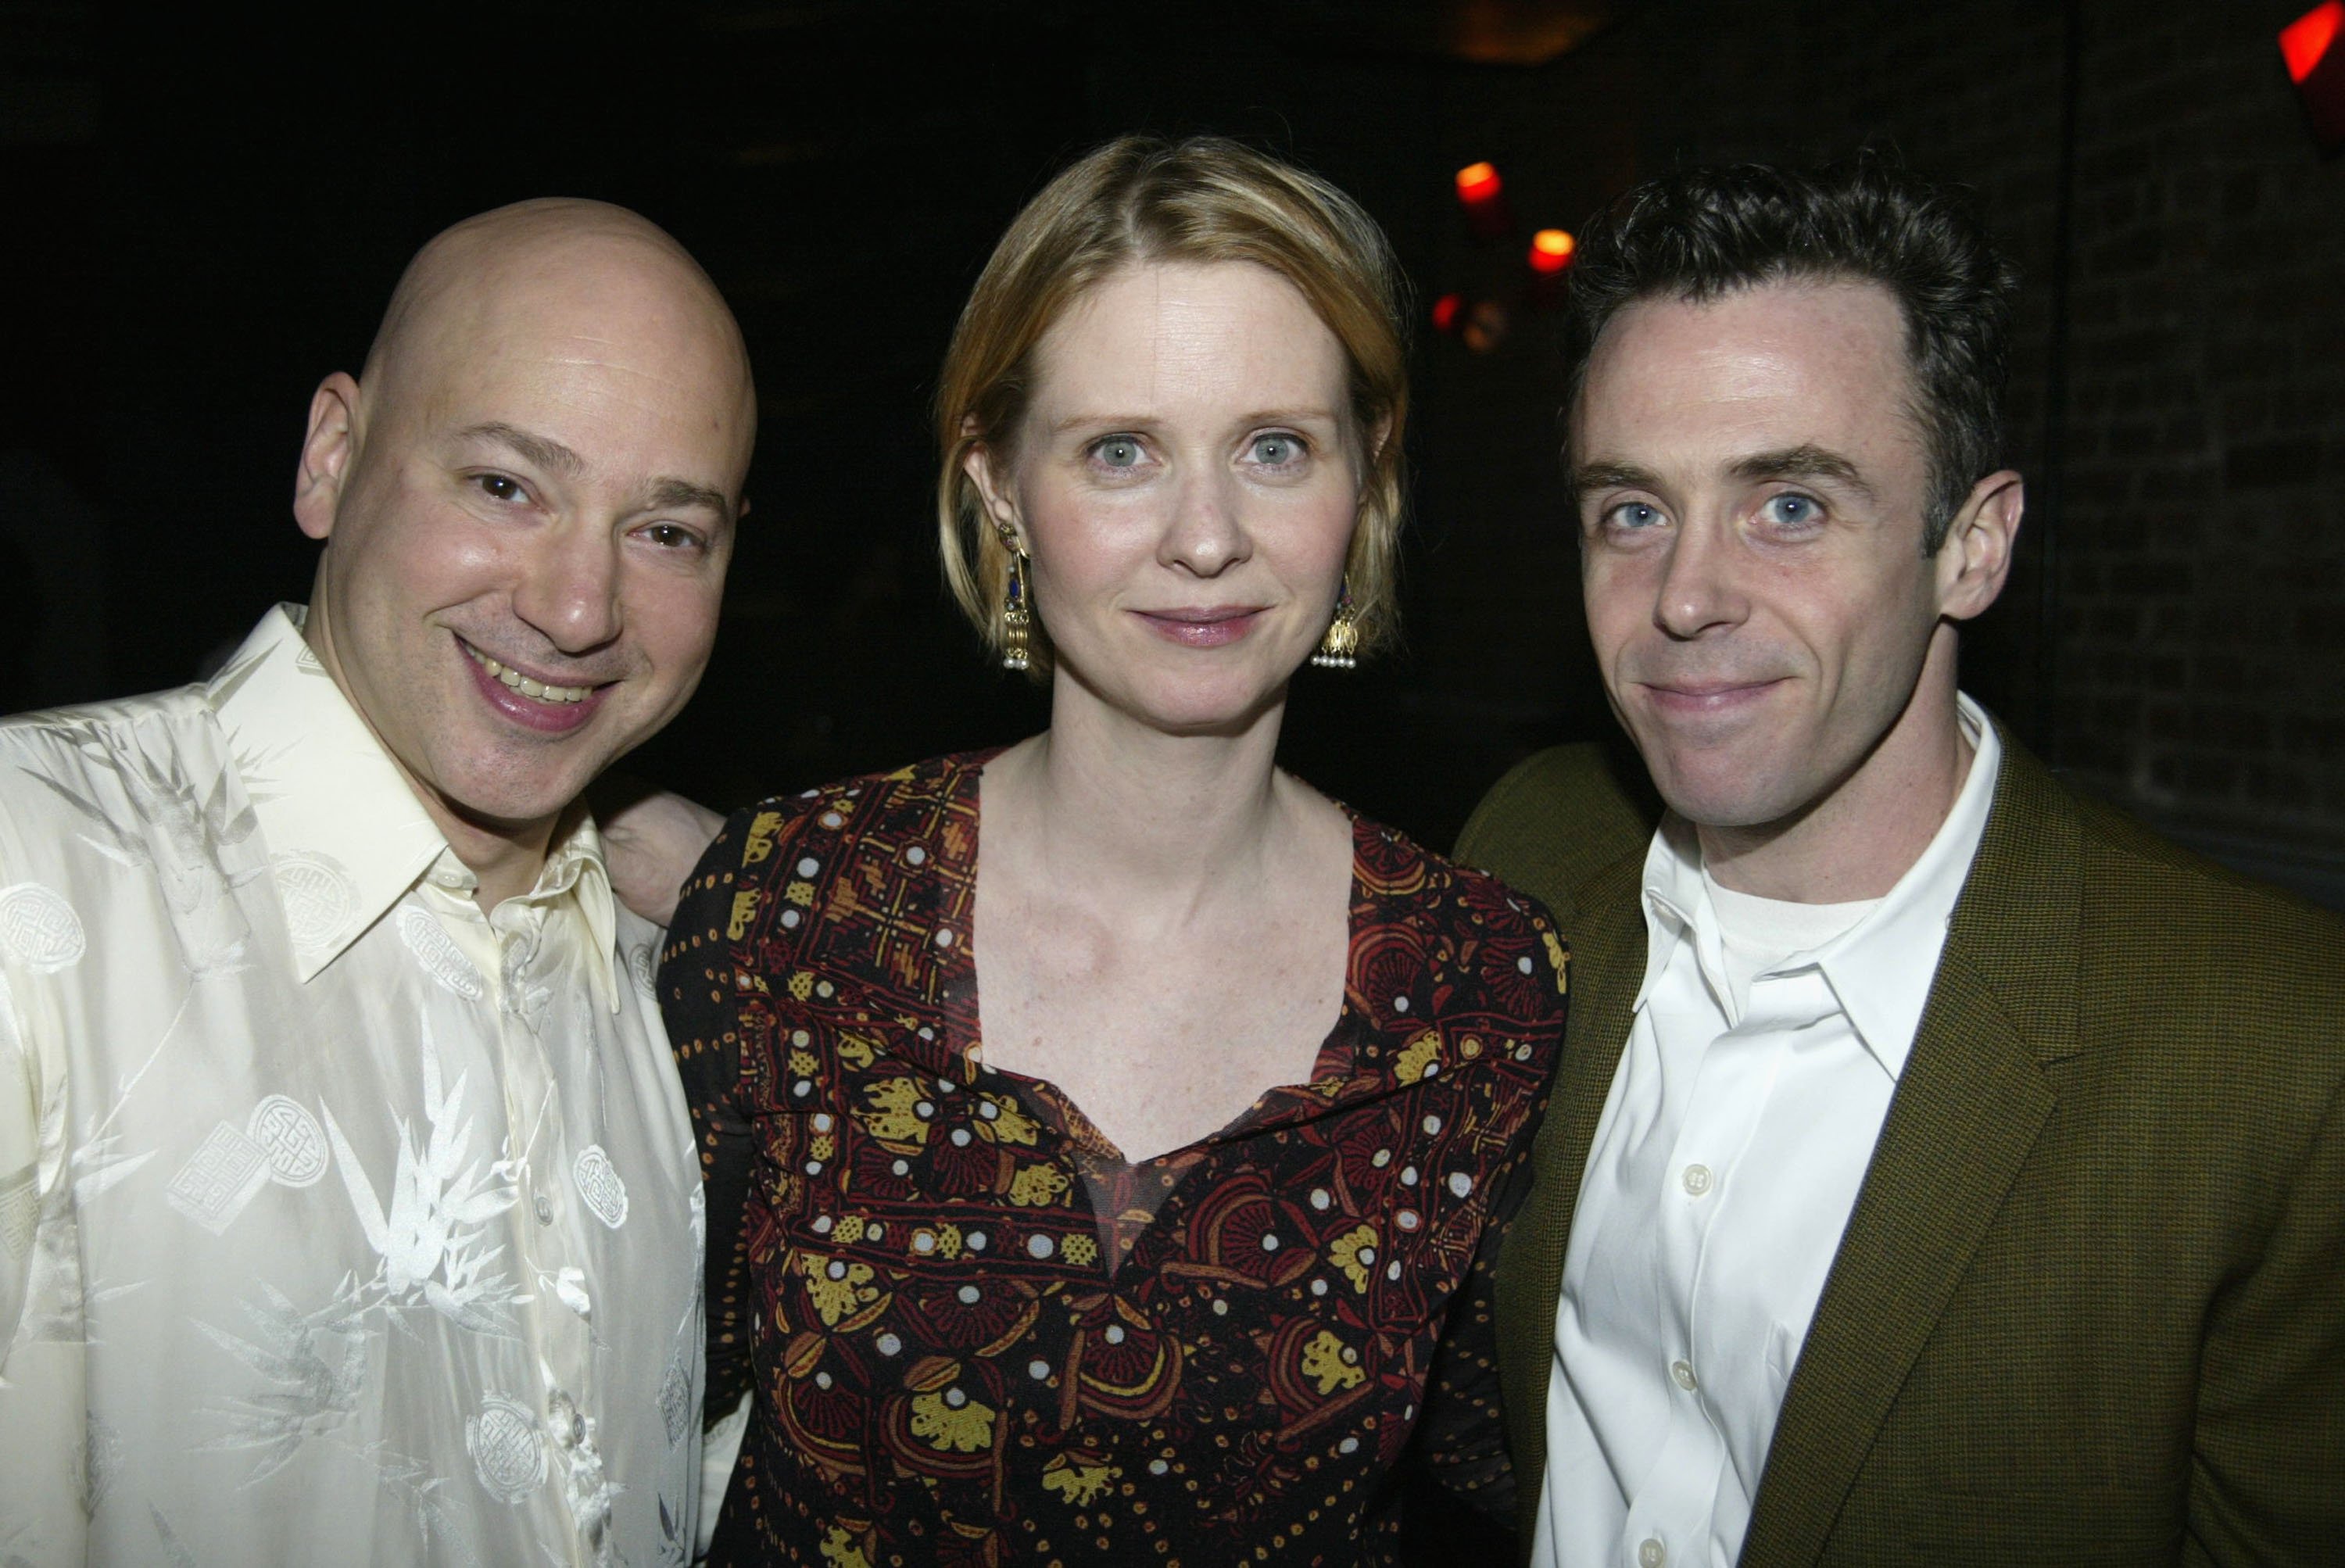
[936, 134, 1411, 675]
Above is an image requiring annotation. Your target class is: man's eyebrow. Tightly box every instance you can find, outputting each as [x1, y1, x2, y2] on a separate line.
[1730, 444, 1877, 501]
[455, 421, 585, 478]
[646, 476, 734, 516]
[457, 423, 731, 515]
[1570, 461, 1665, 496]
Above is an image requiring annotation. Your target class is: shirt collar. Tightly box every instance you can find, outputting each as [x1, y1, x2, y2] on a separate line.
[1633, 693, 2003, 1078]
[211, 604, 622, 1006]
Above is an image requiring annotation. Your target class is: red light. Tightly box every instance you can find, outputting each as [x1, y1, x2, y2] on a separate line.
[1528, 228, 1577, 274]
[1455, 162, 1503, 207]
[2282, 1, 2342, 84]
[1431, 293, 1463, 332]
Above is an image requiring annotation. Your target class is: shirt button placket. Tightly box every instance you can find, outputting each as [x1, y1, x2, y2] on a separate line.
[1638, 1538, 1667, 1568]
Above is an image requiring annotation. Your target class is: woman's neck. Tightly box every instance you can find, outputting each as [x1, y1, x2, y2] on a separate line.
[984, 681, 1303, 917]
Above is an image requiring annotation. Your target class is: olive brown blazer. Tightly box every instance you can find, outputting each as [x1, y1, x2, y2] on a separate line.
[1455, 732, 2345, 1565]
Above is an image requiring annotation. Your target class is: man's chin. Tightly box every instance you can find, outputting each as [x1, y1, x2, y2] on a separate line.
[1648, 754, 1805, 833]
[429, 768, 601, 843]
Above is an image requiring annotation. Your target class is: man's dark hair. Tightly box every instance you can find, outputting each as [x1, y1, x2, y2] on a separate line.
[1565, 155, 2019, 552]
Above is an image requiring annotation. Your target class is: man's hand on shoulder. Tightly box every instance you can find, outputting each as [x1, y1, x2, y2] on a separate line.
[591, 775, 725, 928]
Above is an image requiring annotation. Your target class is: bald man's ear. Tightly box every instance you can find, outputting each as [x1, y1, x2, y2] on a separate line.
[293, 373, 361, 541]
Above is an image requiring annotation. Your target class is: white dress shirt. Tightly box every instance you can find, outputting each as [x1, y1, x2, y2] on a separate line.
[0, 607, 704, 1566]
[1534, 696, 2001, 1568]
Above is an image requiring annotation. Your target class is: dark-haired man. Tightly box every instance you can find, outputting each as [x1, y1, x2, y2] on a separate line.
[0, 200, 754, 1563]
[1459, 162, 2344, 1566]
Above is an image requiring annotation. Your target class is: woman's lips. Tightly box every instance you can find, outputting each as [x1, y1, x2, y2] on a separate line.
[1133, 607, 1265, 649]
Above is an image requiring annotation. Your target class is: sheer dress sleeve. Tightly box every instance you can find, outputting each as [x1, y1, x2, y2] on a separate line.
[1403, 879, 1569, 1531]
[661, 804, 782, 1430]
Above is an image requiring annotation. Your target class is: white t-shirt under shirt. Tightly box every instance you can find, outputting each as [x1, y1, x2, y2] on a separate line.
[1534, 696, 2001, 1568]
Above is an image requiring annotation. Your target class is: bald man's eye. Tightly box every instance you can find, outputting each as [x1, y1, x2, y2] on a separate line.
[636, 521, 707, 553]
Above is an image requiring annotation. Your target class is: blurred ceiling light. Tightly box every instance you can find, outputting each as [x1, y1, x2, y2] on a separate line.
[1455, 162, 1503, 206]
[1445, 0, 1614, 64]
[2282, 1, 2342, 83]
[1462, 299, 1510, 354]
[2282, 1, 2345, 155]
[1528, 228, 1577, 274]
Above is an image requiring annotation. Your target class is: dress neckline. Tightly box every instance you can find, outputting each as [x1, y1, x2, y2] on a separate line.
[936, 748, 1372, 1170]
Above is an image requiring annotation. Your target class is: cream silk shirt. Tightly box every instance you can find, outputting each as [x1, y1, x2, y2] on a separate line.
[0, 607, 704, 1566]
[1534, 698, 2001, 1568]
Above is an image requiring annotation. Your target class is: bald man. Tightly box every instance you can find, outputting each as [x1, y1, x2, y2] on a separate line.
[0, 201, 755, 1564]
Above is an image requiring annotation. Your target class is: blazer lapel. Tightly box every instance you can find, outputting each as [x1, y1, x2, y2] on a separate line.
[1741, 741, 2080, 1566]
[1499, 854, 1646, 1554]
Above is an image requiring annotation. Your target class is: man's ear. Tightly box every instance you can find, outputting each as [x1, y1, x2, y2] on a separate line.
[1935, 469, 2024, 622]
[293, 373, 362, 542]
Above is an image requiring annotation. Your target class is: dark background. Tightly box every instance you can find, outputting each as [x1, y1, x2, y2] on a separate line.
[3, 0, 2342, 1554]
[5, 0, 2343, 907]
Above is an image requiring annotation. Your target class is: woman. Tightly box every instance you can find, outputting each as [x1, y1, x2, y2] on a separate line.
[661, 135, 1566, 1566]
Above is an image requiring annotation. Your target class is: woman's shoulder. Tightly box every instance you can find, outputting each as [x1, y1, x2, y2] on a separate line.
[1344, 809, 1570, 1041]
[1348, 809, 1564, 940]
[705, 751, 992, 881]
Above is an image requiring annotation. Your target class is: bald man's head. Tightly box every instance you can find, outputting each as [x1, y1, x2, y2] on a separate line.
[290, 199, 757, 897]
[359, 199, 754, 451]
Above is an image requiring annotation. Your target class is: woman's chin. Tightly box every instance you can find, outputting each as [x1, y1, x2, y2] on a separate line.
[1069, 664, 1295, 739]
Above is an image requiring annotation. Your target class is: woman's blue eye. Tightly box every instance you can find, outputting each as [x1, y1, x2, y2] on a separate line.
[1764, 494, 1818, 525]
[1096, 439, 1142, 468]
[1251, 434, 1299, 465]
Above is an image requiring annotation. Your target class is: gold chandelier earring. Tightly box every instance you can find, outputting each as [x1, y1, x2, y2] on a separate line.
[1311, 582, 1360, 670]
[1000, 536, 1033, 672]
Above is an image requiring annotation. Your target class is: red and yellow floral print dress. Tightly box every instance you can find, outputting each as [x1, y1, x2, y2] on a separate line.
[662, 753, 1566, 1566]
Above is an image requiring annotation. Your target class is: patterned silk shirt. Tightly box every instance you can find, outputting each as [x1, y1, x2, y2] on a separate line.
[663, 754, 1566, 1566]
[0, 607, 706, 1566]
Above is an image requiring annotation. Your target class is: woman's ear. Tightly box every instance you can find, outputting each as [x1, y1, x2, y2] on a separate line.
[961, 441, 1026, 553]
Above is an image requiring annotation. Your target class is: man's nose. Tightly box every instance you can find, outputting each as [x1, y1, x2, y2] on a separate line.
[514, 524, 624, 653]
[1652, 516, 1750, 639]
[1158, 468, 1251, 578]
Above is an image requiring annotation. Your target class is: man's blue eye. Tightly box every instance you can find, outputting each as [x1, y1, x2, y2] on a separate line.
[1611, 503, 1663, 528]
[1765, 494, 1817, 525]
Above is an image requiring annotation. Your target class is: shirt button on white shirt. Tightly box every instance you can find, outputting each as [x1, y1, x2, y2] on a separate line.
[1680, 1164, 1713, 1197]
[1638, 1538, 1667, 1568]
[535, 1194, 555, 1225]
[1669, 1359, 1698, 1392]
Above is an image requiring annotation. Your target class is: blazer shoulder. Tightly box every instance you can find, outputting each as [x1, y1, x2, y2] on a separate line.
[1455, 740, 1657, 921]
[2071, 792, 2345, 978]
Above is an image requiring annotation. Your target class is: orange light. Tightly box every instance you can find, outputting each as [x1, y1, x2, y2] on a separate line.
[1431, 293, 1464, 332]
[1455, 162, 1503, 206]
[1528, 228, 1577, 274]
[2282, 1, 2343, 83]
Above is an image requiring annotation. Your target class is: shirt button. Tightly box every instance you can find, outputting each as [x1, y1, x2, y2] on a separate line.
[1681, 1164, 1713, 1197]
[1670, 1359, 1699, 1392]
[534, 1195, 554, 1225]
[1638, 1539, 1667, 1568]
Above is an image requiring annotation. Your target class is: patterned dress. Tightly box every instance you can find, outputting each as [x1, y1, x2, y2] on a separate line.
[662, 753, 1566, 1566]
